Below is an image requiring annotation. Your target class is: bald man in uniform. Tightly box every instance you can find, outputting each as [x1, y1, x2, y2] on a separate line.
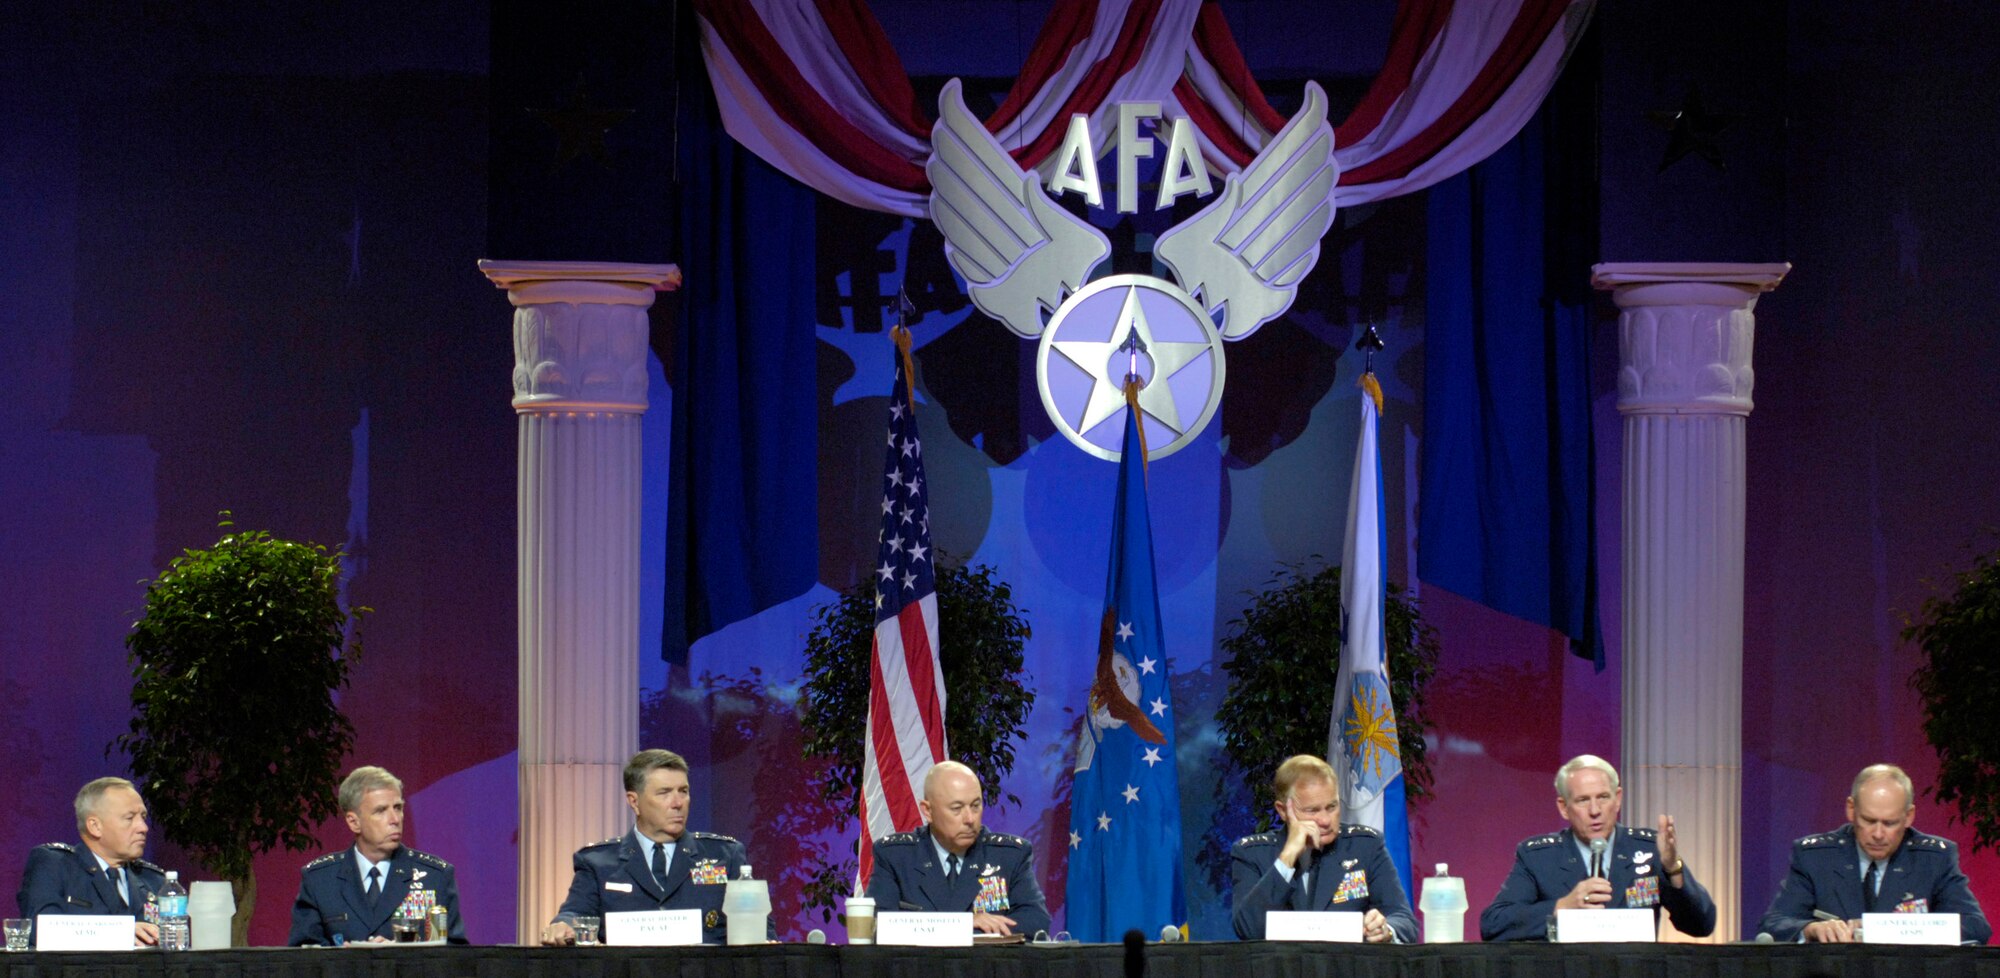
[868, 761, 1050, 937]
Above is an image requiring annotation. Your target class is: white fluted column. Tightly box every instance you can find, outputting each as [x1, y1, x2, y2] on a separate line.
[480, 259, 679, 942]
[1594, 262, 1788, 942]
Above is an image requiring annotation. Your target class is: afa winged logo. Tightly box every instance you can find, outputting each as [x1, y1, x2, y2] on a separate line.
[925, 78, 1111, 339]
[1154, 83, 1338, 340]
[926, 79, 1341, 459]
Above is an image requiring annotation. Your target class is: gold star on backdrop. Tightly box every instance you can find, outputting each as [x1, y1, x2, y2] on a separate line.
[1648, 85, 1736, 173]
[527, 74, 633, 172]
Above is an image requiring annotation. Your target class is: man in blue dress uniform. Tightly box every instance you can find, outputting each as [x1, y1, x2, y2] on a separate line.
[1759, 763, 1990, 944]
[289, 766, 465, 945]
[868, 760, 1050, 938]
[17, 777, 171, 946]
[1480, 754, 1715, 941]
[542, 749, 764, 945]
[1230, 754, 1413, 942]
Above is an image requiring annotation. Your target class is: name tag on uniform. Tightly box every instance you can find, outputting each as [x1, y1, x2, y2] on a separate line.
[1861, 913, 1959, 945]
[1555, 908, 1654, 942]
[1266, 910, 1362, 942]
[604, 881, 634, 893]
[877, 911, 973, 946]
[36, 915, 135, 951]
[606, 909, 703, 946]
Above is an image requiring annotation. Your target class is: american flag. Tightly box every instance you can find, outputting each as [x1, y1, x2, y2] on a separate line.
[856, 326, 947, 889]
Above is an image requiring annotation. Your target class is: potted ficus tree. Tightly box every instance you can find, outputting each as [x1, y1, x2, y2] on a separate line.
[1216, 560, 1440, 821]
[1907, 540, 2000, 852]
[114, 517, 366, 945]
[794, 558, 1034, 922]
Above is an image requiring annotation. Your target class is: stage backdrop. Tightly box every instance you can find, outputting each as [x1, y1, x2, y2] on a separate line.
[2, 0, 1999, 946]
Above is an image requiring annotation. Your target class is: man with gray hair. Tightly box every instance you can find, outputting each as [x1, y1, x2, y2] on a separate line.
[868, 760, 1050, 937]
[1480, 754, 1715, 941]
[288, 765, 464, 945]
[1758, 763, 1990, 943]
[17, 777, 173, 946]
[543, 749, 763, 945]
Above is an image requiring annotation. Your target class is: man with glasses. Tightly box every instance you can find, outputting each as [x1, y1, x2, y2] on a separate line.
[1230, 754, 1413, 942]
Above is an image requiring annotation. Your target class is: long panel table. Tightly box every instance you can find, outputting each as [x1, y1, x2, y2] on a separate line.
[5, 941, 1995, 978]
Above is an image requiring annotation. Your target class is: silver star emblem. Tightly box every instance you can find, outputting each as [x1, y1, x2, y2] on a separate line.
[1051, 286, 1210, 438]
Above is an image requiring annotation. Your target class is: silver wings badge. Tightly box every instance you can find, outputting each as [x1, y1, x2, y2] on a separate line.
[927, 79, 1111, 339]
[927, 81, 1341, 461]
[1155, 83, 1337, 341]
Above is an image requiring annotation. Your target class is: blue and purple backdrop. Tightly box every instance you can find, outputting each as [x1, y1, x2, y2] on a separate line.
[3, 0, 1998, 945]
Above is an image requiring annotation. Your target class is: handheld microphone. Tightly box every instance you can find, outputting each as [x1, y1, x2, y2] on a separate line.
[1123, 929, 1145, 978]
[1588, 838, 1608, 879]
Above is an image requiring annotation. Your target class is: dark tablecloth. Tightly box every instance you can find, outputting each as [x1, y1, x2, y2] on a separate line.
[7, 940, 1996, 978]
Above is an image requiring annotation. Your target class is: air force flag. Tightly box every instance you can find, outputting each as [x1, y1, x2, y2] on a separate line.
[1065, 391, 1186, 941]
[1328, 372, 1412, 899]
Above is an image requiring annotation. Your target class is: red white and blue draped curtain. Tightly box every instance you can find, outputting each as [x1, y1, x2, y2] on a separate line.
[693, 0, 1596, 217]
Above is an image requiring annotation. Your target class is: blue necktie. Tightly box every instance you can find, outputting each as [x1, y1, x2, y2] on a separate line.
[652, 843, 667, 888]
[366, 867, 382, 908]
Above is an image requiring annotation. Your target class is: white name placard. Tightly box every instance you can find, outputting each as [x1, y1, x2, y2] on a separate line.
[1265, 910, 1362, 942]
[876, 912, 973, 946]
[1554, 908, 1654, 943]
[606, 909, 703, 946]
[1862, 913, 1960, 945]
[36, 915, 134, 951]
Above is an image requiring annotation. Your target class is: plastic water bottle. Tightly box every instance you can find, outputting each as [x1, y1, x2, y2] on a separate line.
[158, 871, 191, 951]
[723, 865, 771, 946]
[1418, 863, 1467, 944]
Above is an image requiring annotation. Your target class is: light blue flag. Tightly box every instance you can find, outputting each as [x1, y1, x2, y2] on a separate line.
[1064, 403, 1186, 941]
[1328, 373, 1413, 899]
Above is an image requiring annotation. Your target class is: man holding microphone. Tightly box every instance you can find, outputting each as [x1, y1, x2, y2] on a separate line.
[1480, 754, 1715, 941]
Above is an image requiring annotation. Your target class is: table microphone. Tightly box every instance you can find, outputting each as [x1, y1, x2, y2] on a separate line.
[1159, 924, 1181, 943]
[1124, 930, 1145, 978]
[807, 929, 827, 944]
